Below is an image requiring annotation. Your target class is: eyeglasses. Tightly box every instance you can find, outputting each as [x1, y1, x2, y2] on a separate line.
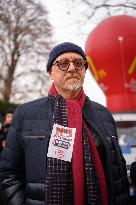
[53, 58, 87, 71]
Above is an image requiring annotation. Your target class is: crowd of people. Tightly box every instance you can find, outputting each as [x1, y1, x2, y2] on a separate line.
[0, 42, 135, 205]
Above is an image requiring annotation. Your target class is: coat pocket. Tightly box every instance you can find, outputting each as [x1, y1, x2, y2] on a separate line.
[23, 131, 50, 182]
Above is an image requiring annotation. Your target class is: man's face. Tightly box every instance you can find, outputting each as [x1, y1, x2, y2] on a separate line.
[49, 52, 86, 95]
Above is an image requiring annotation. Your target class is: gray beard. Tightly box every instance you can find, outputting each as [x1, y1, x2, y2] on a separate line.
[65, 79, 82, 92]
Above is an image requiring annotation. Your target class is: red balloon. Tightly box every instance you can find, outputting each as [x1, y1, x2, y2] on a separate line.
[85, 15, 136, 112]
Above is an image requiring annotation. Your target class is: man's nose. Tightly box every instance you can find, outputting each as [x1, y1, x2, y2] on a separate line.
[67, 61, 76, 72]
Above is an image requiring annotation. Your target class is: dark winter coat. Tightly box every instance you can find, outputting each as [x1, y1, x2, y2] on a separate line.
[130, 161, 136, 186]
[0, 96, 130, 205]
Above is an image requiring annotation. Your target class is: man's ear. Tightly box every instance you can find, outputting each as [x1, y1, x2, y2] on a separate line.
[48, 69, 54, 80]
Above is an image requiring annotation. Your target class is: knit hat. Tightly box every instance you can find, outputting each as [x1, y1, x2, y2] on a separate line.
[46, 42, 88, 72]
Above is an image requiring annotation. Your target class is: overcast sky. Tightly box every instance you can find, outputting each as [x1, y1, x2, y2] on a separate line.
[40, 0, 106, 105]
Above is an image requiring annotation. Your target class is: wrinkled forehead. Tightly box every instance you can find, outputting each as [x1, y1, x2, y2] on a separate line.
[55, 52, 83, 61]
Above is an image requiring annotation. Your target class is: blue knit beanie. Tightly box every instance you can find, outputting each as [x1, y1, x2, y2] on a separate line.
[46, 42, 87, 72]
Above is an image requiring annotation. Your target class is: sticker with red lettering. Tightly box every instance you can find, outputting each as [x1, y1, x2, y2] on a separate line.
[47, 123, 76, 162]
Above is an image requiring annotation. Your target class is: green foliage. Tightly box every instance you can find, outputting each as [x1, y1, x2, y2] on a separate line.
[0, 100, 19, 115]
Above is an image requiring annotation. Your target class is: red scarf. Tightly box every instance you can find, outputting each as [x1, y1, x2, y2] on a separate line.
[48, 83, 108, 205]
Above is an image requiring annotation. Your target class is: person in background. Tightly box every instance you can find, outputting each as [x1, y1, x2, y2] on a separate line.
[130, 161, 136, 204]
[0, 112, 3, 153]
[130, 161, 136, 187]
[0, 109, 14, 205]
[0, 108, 15, 150]
[0, 112, 3, 125]
[0, 42, 130, 205]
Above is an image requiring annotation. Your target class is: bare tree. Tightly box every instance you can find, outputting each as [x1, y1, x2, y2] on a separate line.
[0, 0, 53, 103]
[66, 0, 136, 41]
[78, 0, 136, 19]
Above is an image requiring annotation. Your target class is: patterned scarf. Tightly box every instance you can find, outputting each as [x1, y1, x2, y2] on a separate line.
[45, 83, 108, 205]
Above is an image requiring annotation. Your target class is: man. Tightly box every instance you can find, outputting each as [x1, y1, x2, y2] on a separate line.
[131, 162, 136, 187]
[130, 162, 136, 204]
[0, 108, 15, 150]
[0, 42, 130, 205]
